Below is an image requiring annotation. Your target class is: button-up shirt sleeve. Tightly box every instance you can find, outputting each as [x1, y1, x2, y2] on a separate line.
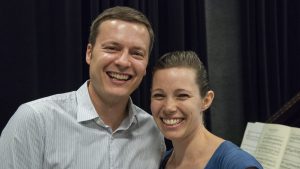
[0, 104, 44, 169]
[0, 81, 165, 169]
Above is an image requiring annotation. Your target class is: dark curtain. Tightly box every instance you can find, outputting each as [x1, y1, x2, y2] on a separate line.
[1, 0, 300, 148]
[205, 0, 300, 145]
[0, 0, 83, 131]
[241, 0, 300, 123]
[0, 0, 207, 150]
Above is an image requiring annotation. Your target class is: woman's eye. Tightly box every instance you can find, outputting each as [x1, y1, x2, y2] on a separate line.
[177, 94, 190, 100]
[152, 93, 165, 100]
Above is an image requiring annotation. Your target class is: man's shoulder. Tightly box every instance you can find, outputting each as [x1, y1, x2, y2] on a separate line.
[27, 91, 76, 106]
[131, 104, 153, 122]
[131, 104, 159, 129]
[16, 91, 78, 119]
[132, 104, 151, 116]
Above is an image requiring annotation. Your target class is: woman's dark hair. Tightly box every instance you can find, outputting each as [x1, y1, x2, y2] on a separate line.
[152, 51, 210, 97]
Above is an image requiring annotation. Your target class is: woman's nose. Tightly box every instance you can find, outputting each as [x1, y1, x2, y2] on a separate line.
[164, 98, 177, 114]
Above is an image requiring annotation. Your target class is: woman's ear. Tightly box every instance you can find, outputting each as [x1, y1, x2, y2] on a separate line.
[201, 90, 214, 111]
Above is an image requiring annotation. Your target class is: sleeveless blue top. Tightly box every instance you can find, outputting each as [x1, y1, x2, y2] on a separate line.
[159, 141, 263, 169]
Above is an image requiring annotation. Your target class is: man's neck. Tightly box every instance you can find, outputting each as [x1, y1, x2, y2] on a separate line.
[94, 97, 129, 131]
[87, 83, 129, 131]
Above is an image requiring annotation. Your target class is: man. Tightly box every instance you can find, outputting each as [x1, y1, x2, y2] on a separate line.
[0, 6, 165, 169]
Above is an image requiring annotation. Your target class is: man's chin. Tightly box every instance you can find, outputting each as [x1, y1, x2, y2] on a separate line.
[108, 90, 131, 99]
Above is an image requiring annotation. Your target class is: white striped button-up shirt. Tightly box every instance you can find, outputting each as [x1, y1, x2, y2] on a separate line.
[0, 81, 165, 169]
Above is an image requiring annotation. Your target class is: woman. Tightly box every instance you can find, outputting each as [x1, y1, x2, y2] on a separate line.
[150, 51, 263, 169]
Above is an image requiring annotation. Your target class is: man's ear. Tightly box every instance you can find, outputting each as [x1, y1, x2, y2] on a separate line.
[86, 44, 93, 65]
[201, 90, 214, 111]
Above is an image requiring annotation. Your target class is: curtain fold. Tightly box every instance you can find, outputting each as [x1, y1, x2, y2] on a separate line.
[241, 0, 300, 124]
[0, 0, 83, 131]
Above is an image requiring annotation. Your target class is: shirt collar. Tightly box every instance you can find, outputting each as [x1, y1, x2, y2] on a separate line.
[76, 81, 99, 122]
[76, 81, 138, 127]
[125, 98, 139, 126]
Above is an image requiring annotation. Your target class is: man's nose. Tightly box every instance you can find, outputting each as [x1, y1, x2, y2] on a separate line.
[115, 51, 131, 68]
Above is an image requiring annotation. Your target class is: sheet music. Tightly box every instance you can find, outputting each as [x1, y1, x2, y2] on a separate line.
[254, 123, 290, 169]
[279, 127, 300, 169]
[240, 122, 264, 155]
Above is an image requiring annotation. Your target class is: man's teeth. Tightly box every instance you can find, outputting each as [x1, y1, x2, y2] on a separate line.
[162, 118, 182, 125]
[109, 72, 130, 80]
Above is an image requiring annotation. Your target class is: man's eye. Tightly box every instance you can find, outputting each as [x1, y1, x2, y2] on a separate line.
[133, 51, 143, 56]
[104, 46, 118, 52]
[131, 50, 145, 59]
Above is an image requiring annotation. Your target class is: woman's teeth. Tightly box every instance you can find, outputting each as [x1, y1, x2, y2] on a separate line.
[162, 118, 182, 125]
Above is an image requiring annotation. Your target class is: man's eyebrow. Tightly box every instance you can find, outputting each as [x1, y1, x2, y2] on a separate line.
[101, 41, 121, 46]
[131, 46, 146, 52]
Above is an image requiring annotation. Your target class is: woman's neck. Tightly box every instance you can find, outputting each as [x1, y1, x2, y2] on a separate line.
[168, 127, 224, 169]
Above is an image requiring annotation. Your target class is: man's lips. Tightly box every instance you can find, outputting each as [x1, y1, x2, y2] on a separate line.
[107, 71, 132, 81]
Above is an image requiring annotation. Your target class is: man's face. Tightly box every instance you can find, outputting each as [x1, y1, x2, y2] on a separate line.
[86, 19, 150, 103]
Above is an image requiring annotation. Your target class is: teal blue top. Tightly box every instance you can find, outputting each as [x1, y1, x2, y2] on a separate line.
[160, 141, 263, 169]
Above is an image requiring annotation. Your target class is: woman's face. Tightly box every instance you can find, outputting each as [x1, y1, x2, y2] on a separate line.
[151, 67, 210, 141]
